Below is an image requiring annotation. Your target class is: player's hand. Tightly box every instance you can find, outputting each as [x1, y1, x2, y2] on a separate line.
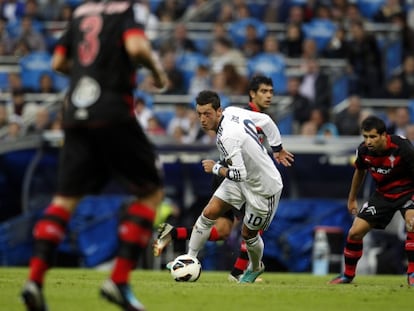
[274, 149, 294, 167]
[201, 159, 216, 174]
[347, 199, 358, 216]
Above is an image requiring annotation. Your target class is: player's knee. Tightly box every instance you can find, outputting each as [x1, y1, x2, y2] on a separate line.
[347, 229, 365, 241]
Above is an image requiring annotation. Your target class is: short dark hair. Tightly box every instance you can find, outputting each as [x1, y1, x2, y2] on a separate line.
[248, 75, 273, 101]
[360, 116, 386, 134]
[195, 90, 221, 110]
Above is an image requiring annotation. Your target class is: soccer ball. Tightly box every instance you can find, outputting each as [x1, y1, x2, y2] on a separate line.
[170, 254, 202, 282]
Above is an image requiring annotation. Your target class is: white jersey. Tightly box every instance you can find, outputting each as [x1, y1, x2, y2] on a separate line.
[217, 106, 283, 197]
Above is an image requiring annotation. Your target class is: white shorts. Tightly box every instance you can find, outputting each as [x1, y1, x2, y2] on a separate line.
[214, 179, 281, 231]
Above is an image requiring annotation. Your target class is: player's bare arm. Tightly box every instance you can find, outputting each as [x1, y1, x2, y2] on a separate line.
[347, 169, 366, 215]
[125, 35, 167, 90]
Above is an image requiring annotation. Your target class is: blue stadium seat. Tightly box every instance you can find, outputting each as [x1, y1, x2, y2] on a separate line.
[357, 0, 385, 19]
[246, 0, 268, 19]
[302, 18, 337, 52]
[19, 52, 53, 92]
[154, 110, 175, 129]
[247, 53, 287, 94]
[0, 72, 8, 91]
[175, 52, 209, 92]
[134, 90, 154, 110]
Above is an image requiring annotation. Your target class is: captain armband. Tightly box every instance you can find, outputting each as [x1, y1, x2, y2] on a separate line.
[212, 162, 223, 176]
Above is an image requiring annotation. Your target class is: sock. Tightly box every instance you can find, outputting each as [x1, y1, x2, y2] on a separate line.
[230, 240, 248, 277]
[343, 237, 363, 278]
[29, 204, 71, 285]
[244, 234, 264, 271]
[111, 202, 155, 284]
[187, 214, 215, 258]
[405, 232, 414, 274]
[208, 226, 220, 241]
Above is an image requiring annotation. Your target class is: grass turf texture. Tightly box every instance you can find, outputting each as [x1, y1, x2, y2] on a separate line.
[1, 268, 411, 311]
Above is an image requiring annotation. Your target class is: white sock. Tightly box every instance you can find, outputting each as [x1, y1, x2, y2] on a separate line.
[244, 234, 264, 271]
[187, 214, 215, 258]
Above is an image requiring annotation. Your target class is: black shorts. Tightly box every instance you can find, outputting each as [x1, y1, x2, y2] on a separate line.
[358, 191, 414, 229]
[57, 118, 163, 197]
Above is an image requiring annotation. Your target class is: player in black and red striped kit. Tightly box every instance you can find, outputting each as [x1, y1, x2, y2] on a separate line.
[330, 116, 414, 286]
[20, 1, 167, 311]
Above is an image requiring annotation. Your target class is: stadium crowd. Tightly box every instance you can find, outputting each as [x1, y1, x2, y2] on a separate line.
[0, 0, 413, 143]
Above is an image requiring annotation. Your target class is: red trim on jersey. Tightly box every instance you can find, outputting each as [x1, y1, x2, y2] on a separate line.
[54, 45, 67, 56]
[248, 102, 260, 112]
[123, 94, 135, 117]
[123, 28, 146, 41]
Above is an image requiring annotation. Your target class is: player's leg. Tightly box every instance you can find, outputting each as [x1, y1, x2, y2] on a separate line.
[239, 191, 280, 283]
[329, 216, 371, 284]
[404, 209, 414, 285]
[187, 196, 233, 257]
[21, 196, 80, 311]
[153, 210, 234, 256]
[99, 121, 164, 311]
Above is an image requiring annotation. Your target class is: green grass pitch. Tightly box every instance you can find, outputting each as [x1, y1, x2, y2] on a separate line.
[1, 267, 412, 311]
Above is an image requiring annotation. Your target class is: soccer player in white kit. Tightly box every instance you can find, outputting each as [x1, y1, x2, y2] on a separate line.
[188, 90, 284, 283]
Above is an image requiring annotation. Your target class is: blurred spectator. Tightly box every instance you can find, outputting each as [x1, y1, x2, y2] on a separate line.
[182, 0, 214, 22]
[343, 4, 365, 28]
[146, 116, 166, 136]
[0, 17, 13, 54]
[308, 107, 338, 137]
[0, 104, 8, 130]
[38, 72, 58, 94]
[7, 72, 31, 93]
[56, 3, 73, 22]
[159, 23, 198, 55]
[301, 38, 319, 62]
[331, 0, 349, 23]
[334, 95, 363, 136]
[14, 15, 47, 52]
[300, 120, 318, 136]
[217, 2, 235, 23]
[160, 50, 185, 94]
[377, 76, 410, 99]
[287, 5, 305, 25]
[387, 106, 411, 136]
[404, 123, 414, 144]
[209, 36, 247, 76]
[167, 103, 191, 138]
[3, 114, 24, 140]
[398, 55, 414, 98]
[5, 89, 38, 124]
[241, 24, 263, 58]
[203, 22, 231, 55]
[49, 109, 62, 132]
[155, 0, 185, 22]
[188, 63, 211, 97]
[372, 0, 403, 23]
[0, 0, 25, 22]
[26, 105, 51, 134]
[299, 58, 331, 113]
[390, 12, 414, 59]
[12, 39, 31, 57]
[280, 22, 304, 58]
[322, 27, 349, 59]
[39, 0, 65, 21]
[287, 76, 313, 133]
[347, 20, 383, 97]
[221, 63, 248, 95]
[133, 0, 159, 41]
[134, 96, 153, 131]
[24, 0, 44, 22]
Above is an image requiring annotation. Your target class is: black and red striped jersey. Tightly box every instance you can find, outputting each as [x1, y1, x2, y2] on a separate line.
[355, 135, 414, 200]
[55, 0, 146, 126]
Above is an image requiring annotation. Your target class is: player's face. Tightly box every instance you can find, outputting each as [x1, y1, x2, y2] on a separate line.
[196, 103, 222, 131]
[362, 129, 387, 152]
[250, 83, 274, 111]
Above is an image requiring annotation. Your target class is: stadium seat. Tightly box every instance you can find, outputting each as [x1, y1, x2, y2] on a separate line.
[175, 52, 210, 92]
[357, 0, 385, 19]
[302, 18, 337, 52]
[19, 52, 53, 92]
[247, 53, 287, 94]
[0, 72, 8, 91]
[134, 90, 154, 110]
